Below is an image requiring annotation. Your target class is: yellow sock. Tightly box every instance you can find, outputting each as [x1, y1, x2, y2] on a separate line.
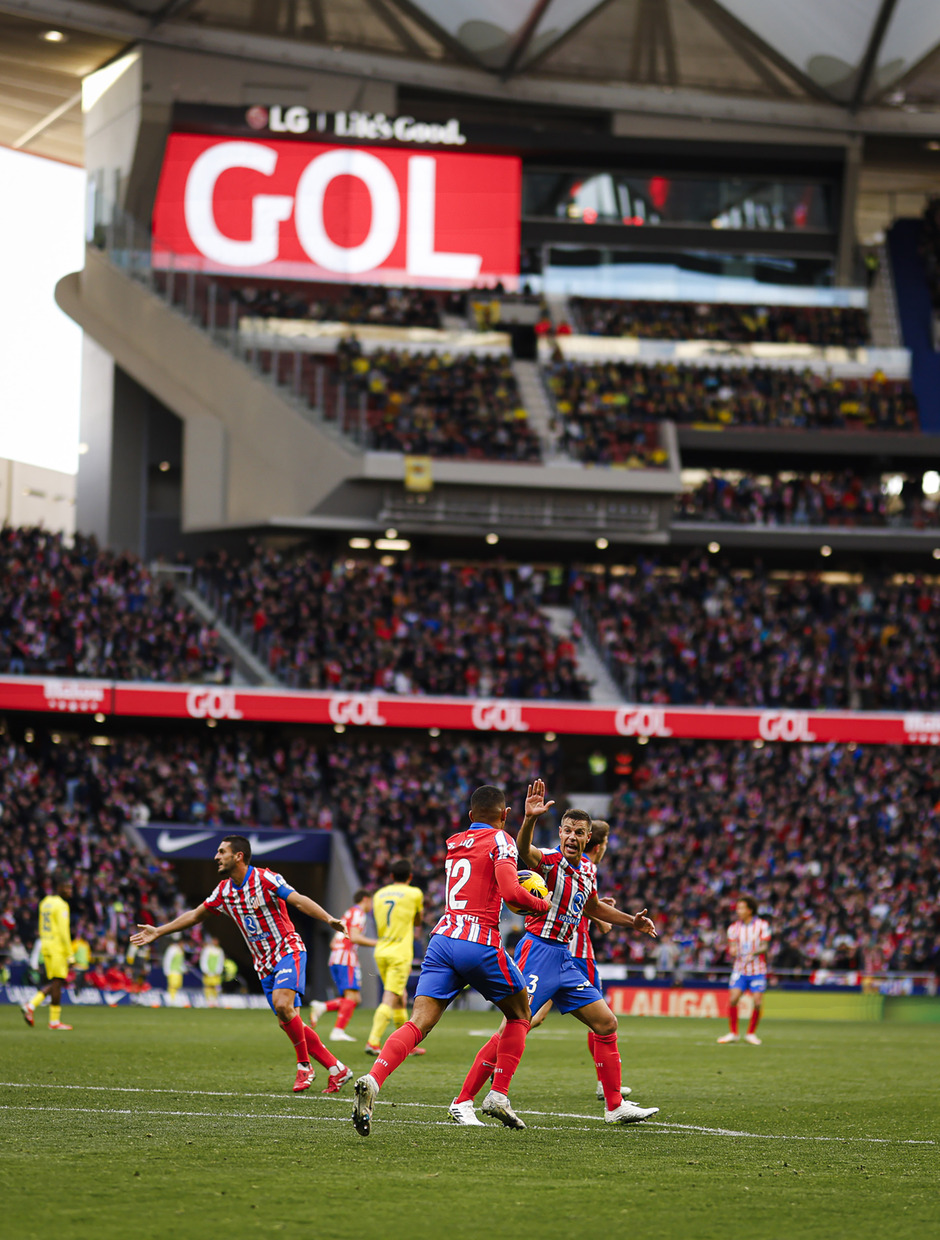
[368, 1003, 394, 1047]
[29, 992, 45, 1010]
[49, 1006, 61, 1025]
[392, 1007, 408, 1027]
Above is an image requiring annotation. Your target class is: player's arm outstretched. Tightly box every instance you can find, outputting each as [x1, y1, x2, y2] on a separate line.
[583, 893, 658, 939]
[285, 891, 346, 936]
[130, 904, 210, 946]
[588, 895, 617, 934]
[516, 778, 556, 867]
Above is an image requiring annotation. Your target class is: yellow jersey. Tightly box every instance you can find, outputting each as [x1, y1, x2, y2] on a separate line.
[372, 883, 423, 953]
[39, 894, 71, 956]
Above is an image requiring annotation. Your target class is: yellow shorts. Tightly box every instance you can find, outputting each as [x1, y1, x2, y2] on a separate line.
[375, 948, 413, 997]
[41, 949, 69, 981]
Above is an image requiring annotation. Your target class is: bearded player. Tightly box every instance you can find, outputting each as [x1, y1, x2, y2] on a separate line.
[450, 781, 659, 1126]
[529, 819, 633, 1104]
[131, 835, 354, 1094]
[351, 785, 551, 1136]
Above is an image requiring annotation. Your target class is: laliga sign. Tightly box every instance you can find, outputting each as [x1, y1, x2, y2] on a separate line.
[152, 133, 521, 287]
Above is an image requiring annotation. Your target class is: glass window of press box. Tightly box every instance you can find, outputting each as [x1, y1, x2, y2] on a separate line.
[523, 170, 834, 233]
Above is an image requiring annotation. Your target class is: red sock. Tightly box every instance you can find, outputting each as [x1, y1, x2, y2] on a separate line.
[336, 997, 357, 1030]
[370, 1020, 424, 1088]
[593, 1031, 623, 1110]
[280, 1013, 310, 1065]
[325, 998, 342, 1012]
[303, 1024, 339, 1069]
[587, 1030, 599, 1079]
[747, 1007, 762, 1035]
[455, 1033, 501, 1104]
[492, 1019, 529, 1097]
[729, 1006, 739, 1036]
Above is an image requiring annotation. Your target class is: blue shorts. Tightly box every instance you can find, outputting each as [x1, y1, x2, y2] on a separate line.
[415, 935, 525, 1006]
[515, 933, 604, 1016]
[730, 972, 767, 994]
[330, 963, 361, 994]
[261, 950, 307, 1013]
[571, 954, 600, 990]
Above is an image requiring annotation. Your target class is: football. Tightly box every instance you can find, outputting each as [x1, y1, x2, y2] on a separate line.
[505, 869, 549, 915]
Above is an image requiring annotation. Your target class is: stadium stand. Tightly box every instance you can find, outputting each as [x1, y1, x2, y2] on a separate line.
[0, 527, 231, 683]
[675, 471, 940, 528]
[195, 548, 589, 698]
[335, 339, 541, 461]
[545, 359, 920, 435]
[228, 278, 452, 328]
[602, 739, 940, 977]
[575, 559, 940, 709]
[570, 297, 870, 346]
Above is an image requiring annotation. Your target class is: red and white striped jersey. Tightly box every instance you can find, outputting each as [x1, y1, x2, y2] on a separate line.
[727, 917, 771, 975]
[329, 904, 367, 969]
[431, 825, 519, 949]
[525, 852, 597, 947]
[569, 911, 596, 962]
[204, 865, 304, 979]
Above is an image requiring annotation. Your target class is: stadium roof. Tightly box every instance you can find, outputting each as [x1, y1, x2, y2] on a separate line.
[4, 0, 940, 165]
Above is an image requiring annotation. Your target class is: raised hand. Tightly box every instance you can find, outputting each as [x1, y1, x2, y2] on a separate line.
[631, 908, 658, 939]
[130, 924, 158, 946]
[328, 917, 346, 935]
[524, 777, 556, 819]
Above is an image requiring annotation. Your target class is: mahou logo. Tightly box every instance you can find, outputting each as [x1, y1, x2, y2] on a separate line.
[43, 679, 107, 713]
[186, 689, 244, 720]
[471, 701, 529, 732]
[614, 707, 673, 738]
[757, 711, 817, 742]
[152, 133, 520, 287]
[328, 696, 387, 726]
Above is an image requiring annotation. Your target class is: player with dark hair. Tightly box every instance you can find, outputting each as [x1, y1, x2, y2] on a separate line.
[130, 834, 354, 1093]
[311, 887, 377, 1043]
[718, 895, 771, 1045]
[450, 782, 659, 1126]
[22, 879, 74, 1030]
[351, 785, 551, 1136]
[363, 860, 424, 1056]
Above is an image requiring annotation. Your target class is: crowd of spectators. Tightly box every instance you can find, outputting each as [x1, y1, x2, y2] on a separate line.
[4, 727, 936, 987]
[196, 548, 590, 699]
[571, 297, 870, 348]
[336, 340, 540, 460]
[676, 471, 940, 528]
[0, 526, 231, 683]
[544, 359, 919, 436]
[0, 731, 188, 987]
[229, 280, 449, 328]
[576, 556, 940, 710]
[602, 740, 939, 979]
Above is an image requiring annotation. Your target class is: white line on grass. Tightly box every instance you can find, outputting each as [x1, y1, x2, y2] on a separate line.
[0, 1084, 933, 1144]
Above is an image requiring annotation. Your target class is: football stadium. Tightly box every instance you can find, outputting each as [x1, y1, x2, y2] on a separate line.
[1, 2, 939, 1237]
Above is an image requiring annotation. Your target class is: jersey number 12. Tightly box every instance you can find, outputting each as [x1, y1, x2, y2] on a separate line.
[444, 858, 471, 910]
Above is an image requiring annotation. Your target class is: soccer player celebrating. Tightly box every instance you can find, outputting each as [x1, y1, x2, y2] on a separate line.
[311, 888, 377, 1042]
[718, 895, 771, 1045]
[351, 785, 552, 1136]
[22, 879, 74, 1030]
[363, 860, 424, 1056]
[529, 819, 633, 1104]
[130, 835, 354, 1094]
[451, 781, 660, 1127]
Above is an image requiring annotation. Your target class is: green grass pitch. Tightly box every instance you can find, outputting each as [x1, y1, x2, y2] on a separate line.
[1, 1006, 937, 1240]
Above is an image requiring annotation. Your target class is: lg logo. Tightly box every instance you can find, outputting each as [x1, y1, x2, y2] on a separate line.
[614, 708, 673, 738]
[757, 712, 817, 742]
[186, 689, 244, 720]
[327, 696, 387, 726]
[471, 701, 530, 732]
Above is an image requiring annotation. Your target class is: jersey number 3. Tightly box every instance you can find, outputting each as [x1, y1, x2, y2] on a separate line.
[444, 858, 471, 910]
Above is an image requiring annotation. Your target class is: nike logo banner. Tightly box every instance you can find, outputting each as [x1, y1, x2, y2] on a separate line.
[137, 825, 332, 863]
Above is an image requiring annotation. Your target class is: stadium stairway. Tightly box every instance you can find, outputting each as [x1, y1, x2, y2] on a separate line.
[867, 241, 903, 348]
[179, 585, 279, 686]
[888, 218, 940, 432]
[512, 359, 563, 460]
[541, 605, 624, 703]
